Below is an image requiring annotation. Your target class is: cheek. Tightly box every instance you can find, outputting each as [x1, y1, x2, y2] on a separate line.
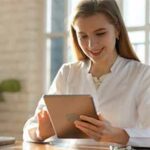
[78, 39, 87, 50]
[104, 34, 116, 48]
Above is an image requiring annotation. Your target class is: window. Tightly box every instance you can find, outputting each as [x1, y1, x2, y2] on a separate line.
[121, 0, 150, 64]
[46, 0, 79, 84]
[46, 0, 68, 84]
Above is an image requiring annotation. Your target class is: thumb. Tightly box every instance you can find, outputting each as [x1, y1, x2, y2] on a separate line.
[98, 113, 106, 121]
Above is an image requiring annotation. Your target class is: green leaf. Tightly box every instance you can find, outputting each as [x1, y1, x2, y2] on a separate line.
[0, 79, 21, 92]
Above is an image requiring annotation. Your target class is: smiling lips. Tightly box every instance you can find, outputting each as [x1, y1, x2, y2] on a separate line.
[89, 47, 104, 56]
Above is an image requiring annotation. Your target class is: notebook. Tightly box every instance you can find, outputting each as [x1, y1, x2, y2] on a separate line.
[44, 95, 98, 138]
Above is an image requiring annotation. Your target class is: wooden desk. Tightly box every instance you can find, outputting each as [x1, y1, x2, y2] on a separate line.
[1, 140, 150, 150]
[0, 141, 58, 150]
[1, 141, 59, 150]
[0, 141, 103, 150]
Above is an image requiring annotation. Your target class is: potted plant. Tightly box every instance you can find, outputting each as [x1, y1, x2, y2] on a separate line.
[0, 79, 21, 102]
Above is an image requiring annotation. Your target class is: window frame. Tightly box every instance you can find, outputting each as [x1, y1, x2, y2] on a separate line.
[120, 0, 150, 64]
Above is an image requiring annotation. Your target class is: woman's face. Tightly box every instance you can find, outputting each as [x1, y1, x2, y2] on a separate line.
[73, 13, 119, 63]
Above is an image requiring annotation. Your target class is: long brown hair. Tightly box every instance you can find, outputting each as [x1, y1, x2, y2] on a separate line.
[69, 0, 140, 61]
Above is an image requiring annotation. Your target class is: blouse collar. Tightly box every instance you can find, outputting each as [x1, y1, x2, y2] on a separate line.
[85, 55, 123, 74]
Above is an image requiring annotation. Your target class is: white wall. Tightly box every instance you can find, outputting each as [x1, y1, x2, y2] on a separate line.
[0, 0, 46, 139]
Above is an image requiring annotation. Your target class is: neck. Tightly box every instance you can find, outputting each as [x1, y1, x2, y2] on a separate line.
[90, 53, 118, 78]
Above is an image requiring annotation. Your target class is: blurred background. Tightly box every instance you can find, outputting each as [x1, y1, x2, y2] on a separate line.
[0, 0, 149, 140]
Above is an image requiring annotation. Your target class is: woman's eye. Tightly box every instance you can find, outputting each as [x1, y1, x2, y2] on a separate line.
[78, 35, 88, 39]
[96, 32, 106, 36]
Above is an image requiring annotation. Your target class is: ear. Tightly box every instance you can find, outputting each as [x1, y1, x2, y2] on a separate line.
[115, 29, 120, 40]
[115, 24, 120, 40]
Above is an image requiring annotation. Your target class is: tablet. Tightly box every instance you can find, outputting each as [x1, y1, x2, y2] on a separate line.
[44, 95, 98, 138]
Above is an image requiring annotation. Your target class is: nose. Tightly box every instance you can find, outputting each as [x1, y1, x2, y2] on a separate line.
[88, 37, 97, 50]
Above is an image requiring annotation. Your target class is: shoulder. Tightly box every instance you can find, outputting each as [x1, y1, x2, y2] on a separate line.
[120, 56, 150, 70]
[60, 59, 88, 73]
[53, 59, 88, 82]
[120, 56, 150, 77]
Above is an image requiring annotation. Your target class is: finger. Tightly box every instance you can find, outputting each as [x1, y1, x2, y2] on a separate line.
[80, 115, 103, 127]
[98, 114, 106, 121]
[76, 125, 101, 141]
[75, 120, 104, 135]
[37, 110, 47, 122]
[74, 120, 98, 132]
[43, 110, 50, 118]
[37, 111, 43, 119]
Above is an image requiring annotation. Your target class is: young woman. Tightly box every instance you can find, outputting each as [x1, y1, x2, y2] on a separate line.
[23, 0, 150, 145]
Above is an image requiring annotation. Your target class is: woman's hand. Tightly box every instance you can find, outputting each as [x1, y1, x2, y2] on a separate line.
[74, 114, 129, 145]
[36, 109, 55, 141]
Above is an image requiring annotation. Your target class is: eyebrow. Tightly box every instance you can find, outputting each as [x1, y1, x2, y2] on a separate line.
[94, 28, 106, 32]
[77, 28, 106, 34]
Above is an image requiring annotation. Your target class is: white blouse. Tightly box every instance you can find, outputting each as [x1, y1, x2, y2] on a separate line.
[23, 55, 150, 144]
